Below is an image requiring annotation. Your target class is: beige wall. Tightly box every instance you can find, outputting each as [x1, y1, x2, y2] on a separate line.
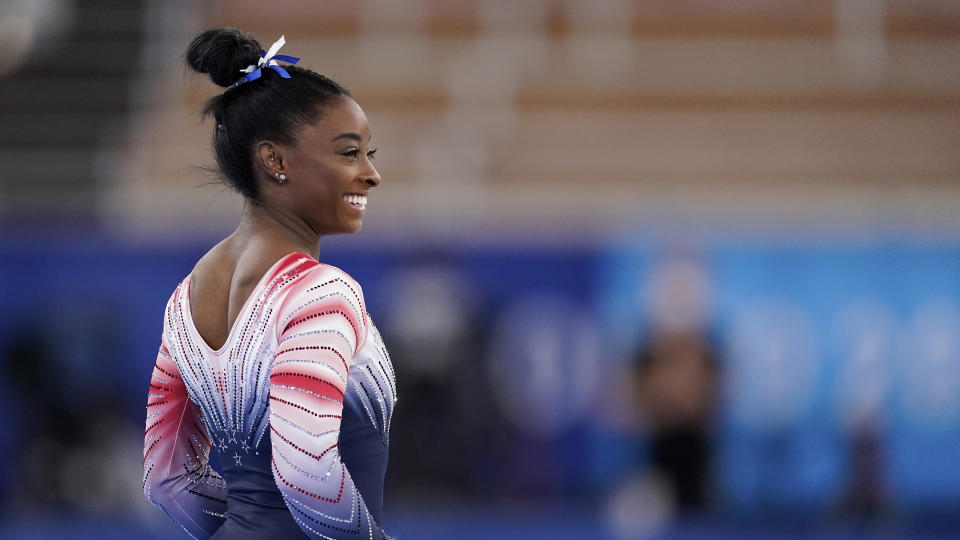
[110, 0, 960, 239]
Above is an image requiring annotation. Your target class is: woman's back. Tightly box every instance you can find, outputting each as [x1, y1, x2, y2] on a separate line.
[143, 249, 396, 538]
[188, 241, 290, 351]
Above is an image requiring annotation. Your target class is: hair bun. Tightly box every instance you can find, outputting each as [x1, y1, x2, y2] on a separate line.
[185, 27, 262, 88]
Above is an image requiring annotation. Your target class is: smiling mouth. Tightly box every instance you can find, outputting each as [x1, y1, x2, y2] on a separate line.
[343, 193, 367, 210]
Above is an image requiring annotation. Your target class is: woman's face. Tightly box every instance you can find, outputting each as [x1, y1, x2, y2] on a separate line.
[277, 97, 381, 235]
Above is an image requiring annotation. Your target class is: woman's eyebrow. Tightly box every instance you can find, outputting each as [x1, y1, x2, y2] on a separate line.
[330, 132, 362, 143]
[330, 133, 373, 143]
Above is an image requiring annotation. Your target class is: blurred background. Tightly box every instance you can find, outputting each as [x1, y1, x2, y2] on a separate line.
[1, 0, 960, 538]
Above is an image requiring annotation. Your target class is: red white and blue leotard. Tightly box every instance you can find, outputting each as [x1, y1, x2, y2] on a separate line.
[143, 252, 396, 538]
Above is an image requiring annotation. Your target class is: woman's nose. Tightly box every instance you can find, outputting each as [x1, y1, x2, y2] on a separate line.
[364, 166, 381, 187]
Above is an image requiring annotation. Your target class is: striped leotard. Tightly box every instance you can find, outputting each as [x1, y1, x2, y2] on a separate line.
[143, 252, 396, 538]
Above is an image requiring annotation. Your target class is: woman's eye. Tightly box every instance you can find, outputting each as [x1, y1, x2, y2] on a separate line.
[341, 148, 377, 160]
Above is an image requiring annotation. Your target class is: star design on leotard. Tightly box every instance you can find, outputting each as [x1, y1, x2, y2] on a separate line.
[241, 440, 250, 452]
[232, 452, 242, 466]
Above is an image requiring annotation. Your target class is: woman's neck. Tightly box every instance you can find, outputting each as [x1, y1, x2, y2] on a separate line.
[232, 199, 321, 259]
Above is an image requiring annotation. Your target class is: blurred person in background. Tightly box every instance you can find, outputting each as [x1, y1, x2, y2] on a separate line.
[631, 254, 719, 515]
[632, 327, 719, 513]
[141, 27, 395, 539]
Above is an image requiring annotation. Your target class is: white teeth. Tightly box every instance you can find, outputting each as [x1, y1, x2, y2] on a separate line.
[344, 194, 367, 208]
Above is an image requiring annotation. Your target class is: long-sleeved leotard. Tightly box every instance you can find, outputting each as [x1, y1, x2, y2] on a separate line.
[143, 253, 394, 539]
[269, 261, 386, 538]
[143, 337, 228, 538]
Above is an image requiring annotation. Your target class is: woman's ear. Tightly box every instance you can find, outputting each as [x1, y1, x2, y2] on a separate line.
[255, 141, 286, 180]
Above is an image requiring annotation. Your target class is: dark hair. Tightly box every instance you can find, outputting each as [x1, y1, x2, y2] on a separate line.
[184, 27, 350, 200]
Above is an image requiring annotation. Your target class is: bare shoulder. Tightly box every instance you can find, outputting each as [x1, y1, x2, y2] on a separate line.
[186, 242, 237, 349]
[189, 243, 233, 299]
[190, 237, 234, 277]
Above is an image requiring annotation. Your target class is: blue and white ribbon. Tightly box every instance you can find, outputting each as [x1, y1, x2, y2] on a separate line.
[234, 35, 300, 86]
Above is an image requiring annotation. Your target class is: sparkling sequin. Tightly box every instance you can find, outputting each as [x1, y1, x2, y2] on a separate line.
[143, 253, 394, 539]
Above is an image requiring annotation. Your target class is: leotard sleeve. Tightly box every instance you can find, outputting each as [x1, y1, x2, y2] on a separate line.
[268, 264, 388, 539]
[143, 333, 227, 538]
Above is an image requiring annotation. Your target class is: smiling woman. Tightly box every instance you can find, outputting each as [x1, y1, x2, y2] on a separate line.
[273, 101, 380, 236]
[141, 27, 394, 539]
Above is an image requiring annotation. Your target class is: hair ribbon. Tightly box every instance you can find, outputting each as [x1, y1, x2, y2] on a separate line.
[235, 35, 300, 86]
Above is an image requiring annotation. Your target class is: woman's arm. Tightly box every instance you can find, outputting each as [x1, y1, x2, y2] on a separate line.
[269, 265, 388, 539]
[143, 336, 227, 539]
